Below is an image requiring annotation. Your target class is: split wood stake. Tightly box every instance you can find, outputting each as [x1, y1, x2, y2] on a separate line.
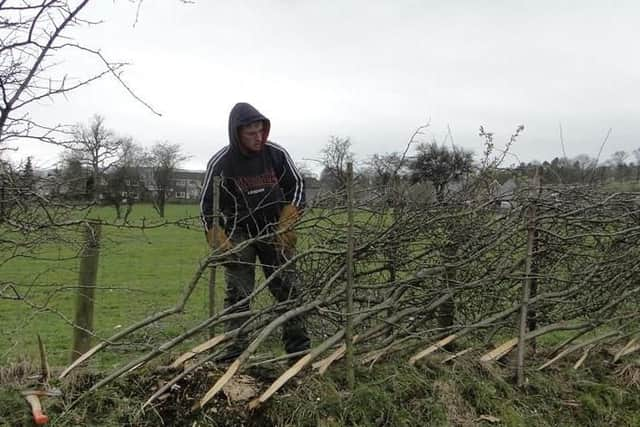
[538, 331, 621, 371]
[345, 161, 356, 390]
[170, 333, 228, 369]
[573, 346, 592, 370]
[613, 337, 638, 363]
[442, 347, 474, 364]
[481, 338, 519, 363]
[516, 167, 540, 387]
[195, 360, 241, 410]
[409, 334, 458, 364]
[209, 176, 221, 338]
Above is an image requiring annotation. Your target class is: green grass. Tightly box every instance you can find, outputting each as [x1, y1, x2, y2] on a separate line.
[1, 203, 224, 368]
[0, 203, 393, 368]
[4, 354, 639, 426]
[602, 180, 640, 193]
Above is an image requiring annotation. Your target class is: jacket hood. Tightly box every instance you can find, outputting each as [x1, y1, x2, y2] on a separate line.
[228, 102, 271, 156]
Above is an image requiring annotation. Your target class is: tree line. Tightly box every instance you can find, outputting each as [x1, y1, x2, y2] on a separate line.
[316, 132, 640, 203]
[1, 114, 187, 221]
[3, 120, 639, 226]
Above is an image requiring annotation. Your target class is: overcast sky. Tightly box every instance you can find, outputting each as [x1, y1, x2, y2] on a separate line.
[13, 0, 640, 172]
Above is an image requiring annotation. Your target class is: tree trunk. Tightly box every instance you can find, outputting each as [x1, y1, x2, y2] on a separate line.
[158, 190, 166, 218]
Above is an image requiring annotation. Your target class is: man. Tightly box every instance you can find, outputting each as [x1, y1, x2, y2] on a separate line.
[200, 102, 310, 357]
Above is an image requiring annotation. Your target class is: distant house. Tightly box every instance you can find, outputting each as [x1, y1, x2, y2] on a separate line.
[496, 178, 518, 208]
[41, 166, 321, 204]
[304, 176, 321, 206]
[135, 168, 205, 202]
[159, 170, 320, 204]
[168, 169, 205, 201]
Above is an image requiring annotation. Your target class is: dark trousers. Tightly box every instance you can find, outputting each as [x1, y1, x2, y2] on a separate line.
[224, 231, 310, 354]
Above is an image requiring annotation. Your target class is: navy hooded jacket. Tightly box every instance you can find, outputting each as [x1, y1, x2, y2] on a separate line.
[199, 103, 305, 236]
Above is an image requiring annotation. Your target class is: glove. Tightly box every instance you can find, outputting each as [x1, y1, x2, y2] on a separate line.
[276, 204, 299, 250]
[206, 224, 233, 252]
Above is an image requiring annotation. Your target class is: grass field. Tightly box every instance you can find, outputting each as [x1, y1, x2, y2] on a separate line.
[1, 203, 232, 368]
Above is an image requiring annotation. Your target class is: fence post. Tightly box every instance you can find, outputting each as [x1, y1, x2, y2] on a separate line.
[386, 175, 401, 329]
[527, 172, 542, 351]
[516, 167, 540, 386]
[71, 221, 101, 362]
[209, 176, 221, 338]
[345, 162, 355, 390]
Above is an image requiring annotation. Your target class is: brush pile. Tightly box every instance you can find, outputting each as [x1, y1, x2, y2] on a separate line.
[58, 177, 640, 413]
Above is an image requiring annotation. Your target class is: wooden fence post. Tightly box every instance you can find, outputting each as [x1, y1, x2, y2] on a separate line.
[516, 167, 540, 386]
[71, 221, 101, 362]
[345, 162, 355, 390]
[209, 176, 221, 338]
[386, 175, 401, 330]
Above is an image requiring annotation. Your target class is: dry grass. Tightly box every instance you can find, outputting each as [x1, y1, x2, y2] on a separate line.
[615, 359, 640, 390]
[433, 380, 476, 427]
[0, 358, 39, 388]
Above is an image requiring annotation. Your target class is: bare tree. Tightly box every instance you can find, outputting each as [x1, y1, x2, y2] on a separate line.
[58, 155, 90, 200]
[572, 154, 597, 184]
[147, 142, 187, 218]
[63, 115, 129, 201]
[103, 140, 146, 220]
[367, 152, 407, 186]
[0, 1, 159, 151]
[295, 161, 316, 180]
[609, 150, 628, 166]
[609, 151, 629, 182]
[320, 136, 354, 192]
[633, 148, 640, 182]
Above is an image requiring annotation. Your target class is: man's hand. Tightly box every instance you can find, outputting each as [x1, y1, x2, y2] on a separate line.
[277, 204, 299, 250]
[206, 225, 233, 252]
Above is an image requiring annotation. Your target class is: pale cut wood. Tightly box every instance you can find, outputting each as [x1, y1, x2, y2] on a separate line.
[480, 338, 519, 363]
[196, 360, 241, 410]
[538, 331, 620, 370]
[313, 344, 345, 374]
[442, 347, 473, 363]
[409, 334, 458, 365]
[170, 333, 227, 369]
[59, 342, 106, 379]
[313, 333, 361, 374]
[127, 362, 144, 374]
[249, 354, 314, 409]
[248, 304, 374, 409]
[617, 343, 640, 360]
[613, 337, 638, 363]
[573, 346, 591, 369]
[360, 345, 392, 366]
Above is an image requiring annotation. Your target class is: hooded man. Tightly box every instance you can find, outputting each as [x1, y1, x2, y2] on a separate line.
[200, 102, 310, 357]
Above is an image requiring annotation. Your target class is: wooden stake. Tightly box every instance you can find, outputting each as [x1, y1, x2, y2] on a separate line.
[209, 176, 221, 338]
[71, 221, 101, 362]
[345, 161, 355, 390]
[516, 167, 540, 387]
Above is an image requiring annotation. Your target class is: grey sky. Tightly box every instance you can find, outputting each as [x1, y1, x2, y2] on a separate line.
[15, 0, 640, 171]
